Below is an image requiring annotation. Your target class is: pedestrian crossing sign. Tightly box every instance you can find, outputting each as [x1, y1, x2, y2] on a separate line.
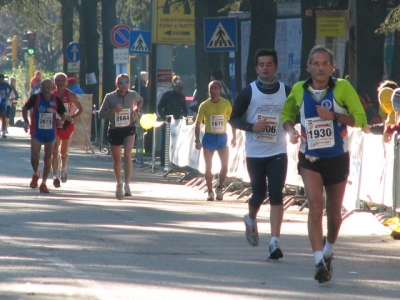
[130, 30, 150, 55]
[204, 17, 237, 52]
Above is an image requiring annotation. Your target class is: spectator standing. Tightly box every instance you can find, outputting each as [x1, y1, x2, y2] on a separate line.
[67, 77, 84, 94]
[31, 71, 42, 95]
[0, 74, 12, 138]
[7, 77, 19, 127]
[132, 76, 148, 112]
[157, 80, 187, 167]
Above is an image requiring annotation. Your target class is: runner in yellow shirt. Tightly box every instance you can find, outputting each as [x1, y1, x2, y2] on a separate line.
[195, 80, 236, 201]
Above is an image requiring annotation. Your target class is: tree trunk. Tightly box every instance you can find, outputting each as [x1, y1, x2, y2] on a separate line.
[300, 0, 319, 81]
[101, 0, 117, 98]
[78, 2, 86, 93]
[246, 0, 277, 84]
[390, 30, 400, 84]
[194, 0, 210, 106]
[59, 0, 74, 77]
[79, 0, 100, 139]
[356, 0, 386, 124]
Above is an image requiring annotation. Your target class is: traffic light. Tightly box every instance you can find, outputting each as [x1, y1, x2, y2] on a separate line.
[26, 31, 36, 56]
[6, 36, 19, 61]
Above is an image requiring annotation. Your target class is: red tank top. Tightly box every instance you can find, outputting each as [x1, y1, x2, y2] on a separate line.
[54, 89, 73, 116]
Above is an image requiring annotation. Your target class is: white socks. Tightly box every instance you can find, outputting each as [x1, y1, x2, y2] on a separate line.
[245, 214, 255, 225]
[314, 240, 334, 264]
[323, 241, 334, 258]
[270, 236, 279, 246]
[314, 251, 324, 264]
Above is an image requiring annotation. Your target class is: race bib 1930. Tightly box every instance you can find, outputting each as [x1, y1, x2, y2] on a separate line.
[305, 117, 335, 150]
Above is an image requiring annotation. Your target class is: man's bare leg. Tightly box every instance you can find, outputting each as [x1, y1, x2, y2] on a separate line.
[203, 148, 215, 200]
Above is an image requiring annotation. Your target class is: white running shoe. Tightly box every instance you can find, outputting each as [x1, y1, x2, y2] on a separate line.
[244, 215, 259, 246]
[61, 169, 68, 183]
[216, 186, 223, 200]
[207, 190, 214, 201]
[124, 184, 132, 196]
[116, 182, 124, 200]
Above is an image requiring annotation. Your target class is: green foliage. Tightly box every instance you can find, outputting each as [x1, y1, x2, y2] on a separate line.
[116, 0, 151, 29]
[0, 0, 62, 71]
[218, 0, 242, 13]
[377, 5, 400, 33]
[2, 66, 55, 104]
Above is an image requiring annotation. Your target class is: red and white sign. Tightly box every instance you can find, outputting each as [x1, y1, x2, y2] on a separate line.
[110, 24, 131, 48]
[157, 69, 172, 83]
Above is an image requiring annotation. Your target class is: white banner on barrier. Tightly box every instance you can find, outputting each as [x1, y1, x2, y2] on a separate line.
[357, 132, 394, 207]
[169, 118, 249, 180]
[342, 128, 363, 211]
[285, 124, 303, 187]
[169, 119, 396, 210]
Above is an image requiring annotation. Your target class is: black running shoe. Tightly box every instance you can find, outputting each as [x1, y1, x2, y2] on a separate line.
[53, 177, 61, 188]
[315, 259, 331, 283]
[268, 243, 283, 260]
[324, 255, 333, 276]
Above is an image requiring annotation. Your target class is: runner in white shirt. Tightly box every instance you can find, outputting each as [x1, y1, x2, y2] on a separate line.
[230, 49, 291, 260]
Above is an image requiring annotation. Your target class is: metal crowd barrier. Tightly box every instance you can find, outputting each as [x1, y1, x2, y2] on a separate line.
[92, 106, 109, 154]
[393, 133, 400, 214]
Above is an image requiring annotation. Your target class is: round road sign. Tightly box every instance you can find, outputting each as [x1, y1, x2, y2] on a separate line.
[110, 24, 131, 48]
[0, 41, 7, 57]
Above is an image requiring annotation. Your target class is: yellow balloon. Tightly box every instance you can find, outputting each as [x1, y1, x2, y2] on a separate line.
[140, 114, 157, 130]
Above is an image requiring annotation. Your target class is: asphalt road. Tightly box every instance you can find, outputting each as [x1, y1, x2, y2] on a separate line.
[0, 126, 398, 300]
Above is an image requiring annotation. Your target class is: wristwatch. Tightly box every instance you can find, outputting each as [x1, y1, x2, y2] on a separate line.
[333, 112, 339, 121]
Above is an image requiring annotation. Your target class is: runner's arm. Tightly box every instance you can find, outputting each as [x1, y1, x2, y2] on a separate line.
[229, 86, 253, 131]
[69, 91, 84, 120]
[194, 121, 202, 150]
[99, 95, 112, 119]
[22, 95, 38, 124]
[56, 96, 67, 123]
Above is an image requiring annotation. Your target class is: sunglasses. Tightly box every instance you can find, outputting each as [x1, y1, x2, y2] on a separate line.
[118, 81, 129, 85]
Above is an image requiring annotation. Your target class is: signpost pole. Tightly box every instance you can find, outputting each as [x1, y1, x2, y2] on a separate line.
[29, 56, 34, 83]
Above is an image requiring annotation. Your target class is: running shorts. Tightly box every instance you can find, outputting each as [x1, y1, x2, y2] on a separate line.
[33, 132, 56, 144]
[202, 132, 228, 152]
[0, 99, 8, 114]
[108, 126, 136, 146]
[298, 151, 349, 186]
[56, 122, 75, 140]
